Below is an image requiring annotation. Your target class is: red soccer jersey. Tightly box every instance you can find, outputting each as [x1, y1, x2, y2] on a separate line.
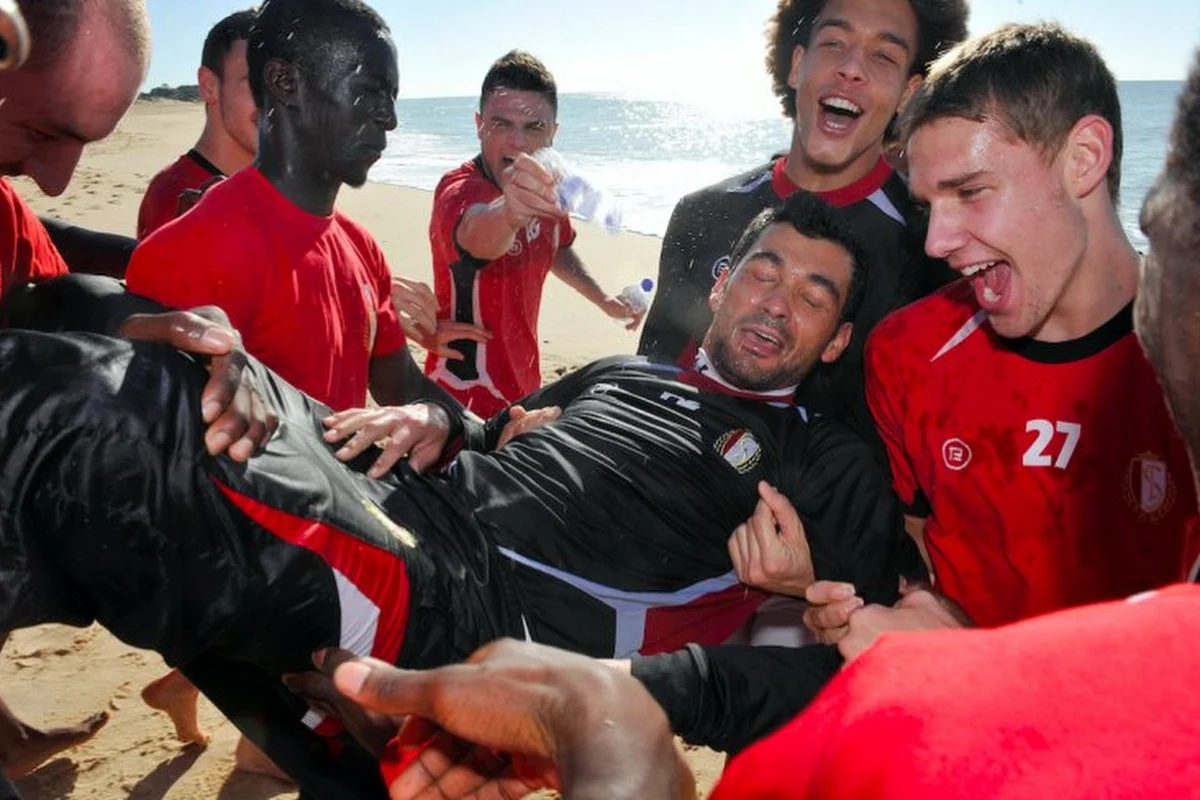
[0, 179, 68, 303]
[424, 157, 576, 418]
[865, 281, 1194, 626]
[136, 149, 224, 240]
[711, 583, 1200, 800]
[127, 167, 404, 412]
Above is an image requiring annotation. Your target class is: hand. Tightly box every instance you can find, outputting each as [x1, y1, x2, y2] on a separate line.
[323, 403, 451, 478]
[728, 482, 815, 597]
[500, 153, 565, 229]
[117, 307, 277, 461]
[316, 639, 695, 800]
[802, 581, 864, 645]
[834, 585, 971, 663]
[390, 277, 438, 343]
[600, 295, 645, 331]
[496, 405, 561, 449]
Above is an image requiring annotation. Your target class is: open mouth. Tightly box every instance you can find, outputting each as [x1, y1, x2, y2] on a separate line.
[818, 96, 864, 132]
[739, 324, 787, 357]
[960, 260, 1014, 310]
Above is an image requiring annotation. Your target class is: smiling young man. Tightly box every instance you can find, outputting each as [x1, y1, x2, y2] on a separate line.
[639, 0, 966, 450]
[424, 50, 634, 419]
[136, 8, 258, 239]
[807, 23, 1197, 649]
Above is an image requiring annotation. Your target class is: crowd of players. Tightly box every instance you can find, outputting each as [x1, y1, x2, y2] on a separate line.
[0, 0, 1198, 797]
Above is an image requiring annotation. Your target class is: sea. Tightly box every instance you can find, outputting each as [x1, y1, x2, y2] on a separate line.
[372, 81, 1185, 251]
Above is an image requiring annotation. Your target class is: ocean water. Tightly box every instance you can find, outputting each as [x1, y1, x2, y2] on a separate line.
[372, 82, 1184, 249]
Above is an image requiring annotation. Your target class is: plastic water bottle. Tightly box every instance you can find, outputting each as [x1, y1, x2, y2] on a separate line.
[532, 148, 623, 234]
[616, 277, 654, 323]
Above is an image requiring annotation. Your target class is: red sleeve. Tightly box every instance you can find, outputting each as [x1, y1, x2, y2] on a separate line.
[432, 169, 496, 261]
[560, 214, 577, 249]
[126, 218, 264, 332]
[137, 170, 182, 240]
[864, 326, 920, 507]
[0, 180, 69, 301]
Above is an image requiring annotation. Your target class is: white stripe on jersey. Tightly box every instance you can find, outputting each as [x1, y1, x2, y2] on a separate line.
[867, 188, 905, 225]
[301, 569, 383, 731]
[497, 547, 741, 658]
[932, 309, 988, 363]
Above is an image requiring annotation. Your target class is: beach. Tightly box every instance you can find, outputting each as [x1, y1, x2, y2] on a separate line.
[4, 99, 726, 799]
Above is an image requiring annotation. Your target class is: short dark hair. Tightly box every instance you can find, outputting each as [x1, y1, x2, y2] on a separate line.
[766, 0, 969, 118]
[479, 50, 558, 116]
[247, 0, 390, 109]
[728, 192, 868, 323]
[901, 22, 1124, 200]
[201, 8, 257, 79]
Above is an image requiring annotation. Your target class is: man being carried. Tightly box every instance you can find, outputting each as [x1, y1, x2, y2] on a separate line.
[0, 190, 915, 797]
[136, 8, 258, 239]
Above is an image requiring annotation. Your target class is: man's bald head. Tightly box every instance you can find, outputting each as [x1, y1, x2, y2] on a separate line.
[0, 0, 149, 195]
[18, 0, 149, 73]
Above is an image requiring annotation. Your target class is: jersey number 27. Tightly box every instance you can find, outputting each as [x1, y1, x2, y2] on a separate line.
[1023, 420, 1082, 469]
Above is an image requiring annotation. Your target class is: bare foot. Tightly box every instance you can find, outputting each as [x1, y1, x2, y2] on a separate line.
[141, 669, 209, 745]
[234, 736, 293, 783]
[0, 711, 110, 778]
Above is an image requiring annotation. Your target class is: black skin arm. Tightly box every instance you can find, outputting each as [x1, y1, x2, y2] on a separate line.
[39, 217, 135, 280]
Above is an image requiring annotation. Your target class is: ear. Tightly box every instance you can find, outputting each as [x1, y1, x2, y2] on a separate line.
[819, 321, 853, 364]
[474, 110, 484, 137]
[896, 73, 922, 114]
[708, 266, 733, 313]
[787, 44, 805, 91]
[549, 120, 560, 145]
[262, 58, 300, 107]
[1063, 114, 1114, 199]
[198, 66, 219, 106]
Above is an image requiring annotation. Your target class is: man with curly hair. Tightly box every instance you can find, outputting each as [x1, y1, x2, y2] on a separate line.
[640, 0, 967, 461]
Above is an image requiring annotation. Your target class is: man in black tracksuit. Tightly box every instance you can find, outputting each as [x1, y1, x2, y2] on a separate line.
[0, 194, 919, 797]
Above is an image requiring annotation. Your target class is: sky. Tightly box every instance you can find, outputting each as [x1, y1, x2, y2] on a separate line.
[144, 0, 1200, 114]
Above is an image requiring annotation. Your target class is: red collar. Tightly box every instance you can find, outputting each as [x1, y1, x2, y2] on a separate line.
[771, 156, 893, 208]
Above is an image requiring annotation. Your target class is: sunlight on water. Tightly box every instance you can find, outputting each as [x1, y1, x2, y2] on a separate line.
[371, 82, 1181, 246]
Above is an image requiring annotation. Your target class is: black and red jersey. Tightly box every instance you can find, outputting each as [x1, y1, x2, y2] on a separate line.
[638, 156, 951, 452]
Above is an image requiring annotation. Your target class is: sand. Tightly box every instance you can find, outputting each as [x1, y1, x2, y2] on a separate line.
[5, 100, 726, 799]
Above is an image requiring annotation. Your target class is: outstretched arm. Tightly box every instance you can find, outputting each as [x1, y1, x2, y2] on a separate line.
[551, 246, 641, 329]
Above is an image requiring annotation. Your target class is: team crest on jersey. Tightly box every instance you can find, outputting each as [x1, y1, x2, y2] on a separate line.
[711, 255, 732, 280]
[1123, 453, 1176, 522]
[715, 429, 762, 474]
[942, 438, 973, 471]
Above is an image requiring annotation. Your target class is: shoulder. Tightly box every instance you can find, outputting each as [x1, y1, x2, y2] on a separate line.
[867, 279, 980, 366]
[434, 160, 495, 203]
[674, 158, 778, 212]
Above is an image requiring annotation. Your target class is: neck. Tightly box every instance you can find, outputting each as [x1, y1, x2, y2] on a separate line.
[1033, 204, 1140, 342]
[193, 120, 254, 177]
[694, 347, 800, 399]
[255, 135, 341, 217]
[784, 124, 883, 193]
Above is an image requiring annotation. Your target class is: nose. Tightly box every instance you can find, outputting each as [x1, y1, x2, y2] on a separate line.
[23, 140, 84, 197]
[377, 98, 397, 132]
[758, 283, 790, 321]
[923, 202, 969, 261]
[836, 42, 868, 84]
